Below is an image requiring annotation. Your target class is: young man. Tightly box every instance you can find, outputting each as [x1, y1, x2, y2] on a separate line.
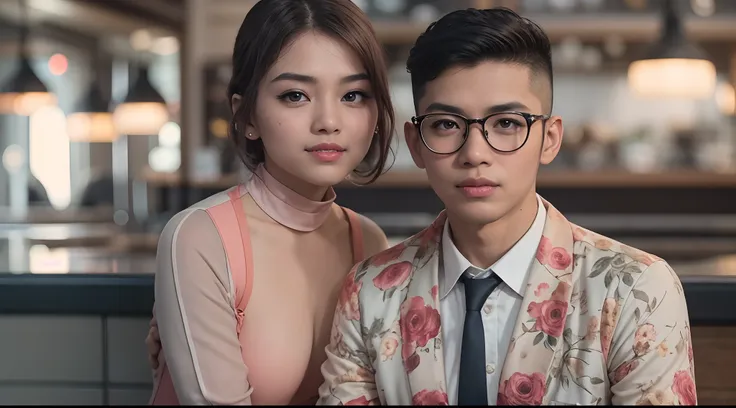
[317, 8, 696, 406]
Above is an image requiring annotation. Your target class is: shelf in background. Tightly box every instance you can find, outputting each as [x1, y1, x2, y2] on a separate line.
[374, 14, 736, 44]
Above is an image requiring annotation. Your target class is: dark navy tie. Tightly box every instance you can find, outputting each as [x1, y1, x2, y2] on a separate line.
[458, 272, 503, 406]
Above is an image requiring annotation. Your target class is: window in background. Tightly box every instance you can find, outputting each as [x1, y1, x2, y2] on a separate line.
[29, 45, 91, 209]
[29, 105, 71, 209]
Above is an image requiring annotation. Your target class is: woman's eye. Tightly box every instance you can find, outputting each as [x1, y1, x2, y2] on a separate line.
[342, 91, 365, 103]
[285, 92, 306, 103]
[278, 91, 308, 103]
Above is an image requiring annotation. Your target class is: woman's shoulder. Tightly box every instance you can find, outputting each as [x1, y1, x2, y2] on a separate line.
[350, 211, 390, 259]
[158, 188, 240, 252]
[155, 190, 239, 306]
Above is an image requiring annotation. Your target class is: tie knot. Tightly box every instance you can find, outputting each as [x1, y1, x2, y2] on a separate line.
[460, 273, 502, 311]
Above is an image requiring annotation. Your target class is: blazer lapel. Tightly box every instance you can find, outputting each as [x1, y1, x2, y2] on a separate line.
[498, 199, 576, 405]
[399, 212, 450, 404]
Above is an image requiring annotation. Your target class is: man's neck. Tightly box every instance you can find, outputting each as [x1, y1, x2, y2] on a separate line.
[447, 192, 540, 270]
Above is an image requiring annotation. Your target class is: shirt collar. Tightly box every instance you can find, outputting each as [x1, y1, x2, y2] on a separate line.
[440, 195, 547, 299]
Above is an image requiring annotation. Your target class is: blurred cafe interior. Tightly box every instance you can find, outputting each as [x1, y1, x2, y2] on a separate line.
[0, 0, 735, 404]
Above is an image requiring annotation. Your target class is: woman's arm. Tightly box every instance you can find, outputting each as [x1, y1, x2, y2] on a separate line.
[155, 209, 254, 405]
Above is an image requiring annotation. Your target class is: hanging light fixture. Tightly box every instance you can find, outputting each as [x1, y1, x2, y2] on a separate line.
[628, 0, 716, 99]
[113, 65, 169, 136]
[67, 49, 118, 143]
[716, 83, 735, 116]
[0, 0, 56, 116]
[67, 84, 118, 143]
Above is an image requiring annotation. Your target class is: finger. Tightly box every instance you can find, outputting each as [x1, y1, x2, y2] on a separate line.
[146, 326, 160, 347]
[148, 354, 159, 370]
[146, 336, 159, 356]
[146, 340, 159, 368]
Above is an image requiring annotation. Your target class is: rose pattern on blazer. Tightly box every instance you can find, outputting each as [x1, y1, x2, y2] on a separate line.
[318, 198, 696, 406]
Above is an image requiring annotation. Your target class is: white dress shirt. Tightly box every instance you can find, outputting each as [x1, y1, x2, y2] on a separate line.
[440, 196, 546, 405]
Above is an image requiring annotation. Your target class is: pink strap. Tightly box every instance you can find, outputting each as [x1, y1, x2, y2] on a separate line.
[206, 186, 254, 335]
[342, 207, 365, 264]
[228, 186, 254, 313]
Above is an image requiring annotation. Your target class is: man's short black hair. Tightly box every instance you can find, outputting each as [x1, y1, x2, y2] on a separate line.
[406, 7, 554, 114]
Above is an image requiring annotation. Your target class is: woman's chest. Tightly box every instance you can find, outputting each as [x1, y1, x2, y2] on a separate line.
[240, 229, 356, 404]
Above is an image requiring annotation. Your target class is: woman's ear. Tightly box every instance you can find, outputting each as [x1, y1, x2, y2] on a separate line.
[231, 94, 258, 140]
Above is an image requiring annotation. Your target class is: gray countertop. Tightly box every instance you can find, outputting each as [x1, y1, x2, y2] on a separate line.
[0, 244, 735, 324]
[1, 222, 736, 323]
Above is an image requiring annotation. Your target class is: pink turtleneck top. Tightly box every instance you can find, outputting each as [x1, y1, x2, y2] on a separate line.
[150, 164, 388, 405]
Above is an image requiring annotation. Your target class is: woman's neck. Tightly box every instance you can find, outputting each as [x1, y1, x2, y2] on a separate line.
[245, 163, 336, 232]
[263, 161, 329, 202]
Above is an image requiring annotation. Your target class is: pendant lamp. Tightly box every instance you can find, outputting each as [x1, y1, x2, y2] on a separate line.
[627, 0, 716, 99]
[112, 65, 169, 136]
[67, 48, 118, 142]
[67, 84, 118, 143]
[0, 0, 56, 116]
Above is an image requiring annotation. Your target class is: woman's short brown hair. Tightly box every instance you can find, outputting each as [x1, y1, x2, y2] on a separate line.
[227, 0, 395, 184]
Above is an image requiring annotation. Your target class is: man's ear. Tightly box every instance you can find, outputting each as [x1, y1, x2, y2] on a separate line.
[231, 94, 258, 140]
[540, 115, 563, 165]
[404, 121, 426, 169]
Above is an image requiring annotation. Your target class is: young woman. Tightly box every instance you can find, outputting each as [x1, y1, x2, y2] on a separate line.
[147, 0, 395, 404]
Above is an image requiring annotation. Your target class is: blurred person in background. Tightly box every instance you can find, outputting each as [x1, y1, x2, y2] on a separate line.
[145, 0, 395, 404]
[317, 8, 696, 406]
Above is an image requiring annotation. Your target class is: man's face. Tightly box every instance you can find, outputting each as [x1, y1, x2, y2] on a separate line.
[404, 61, 563, 226]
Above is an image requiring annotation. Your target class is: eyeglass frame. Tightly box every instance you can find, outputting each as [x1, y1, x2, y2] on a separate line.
[410, 111, 550, 154]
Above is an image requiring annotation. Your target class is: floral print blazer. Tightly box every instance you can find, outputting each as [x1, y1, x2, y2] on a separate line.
[317, 199, 696, 406]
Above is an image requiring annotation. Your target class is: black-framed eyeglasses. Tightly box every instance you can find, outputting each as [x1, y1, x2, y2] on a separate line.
[411, 111, 549, 154]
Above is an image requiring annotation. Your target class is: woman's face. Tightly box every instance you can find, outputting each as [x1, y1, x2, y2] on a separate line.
[243, 30, 379, 199]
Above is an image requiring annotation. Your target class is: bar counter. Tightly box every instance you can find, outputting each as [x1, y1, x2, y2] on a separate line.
[0, 222, 736, 325]
[0, 239, 735, 323]
[1, 224, 735, 404]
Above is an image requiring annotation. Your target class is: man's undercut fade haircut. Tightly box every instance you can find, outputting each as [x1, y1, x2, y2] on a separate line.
[406, 7, 554, 114]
